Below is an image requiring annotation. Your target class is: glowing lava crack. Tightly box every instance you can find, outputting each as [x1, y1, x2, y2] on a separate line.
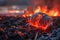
[27, 12, 52, 30]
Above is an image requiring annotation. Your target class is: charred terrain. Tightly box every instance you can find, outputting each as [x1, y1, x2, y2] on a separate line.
[0, 13, 60, 40]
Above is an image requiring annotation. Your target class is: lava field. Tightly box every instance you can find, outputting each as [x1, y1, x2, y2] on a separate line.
[0, 14, 60, 40]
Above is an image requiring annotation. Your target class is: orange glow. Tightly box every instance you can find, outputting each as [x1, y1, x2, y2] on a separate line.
[54, 12, 58, 16]
[48, 10, 58, 16]
[34, 6, 41, 13]
[22, 5, 59, 18]
[21, 5, 59, 30]
[8, 10, 16, 13]
[34, 6, 59, 16]
[8, 10, 20, 13]
[27, 13, 52, 30]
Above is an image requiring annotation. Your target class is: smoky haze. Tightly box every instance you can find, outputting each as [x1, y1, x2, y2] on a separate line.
[0, 0, 60, 6]
[0, 0, 60, 10]
[0, 0, 33, 6]
[32, 0, 60, 9]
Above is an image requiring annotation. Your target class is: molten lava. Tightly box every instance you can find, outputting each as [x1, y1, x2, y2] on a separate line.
[27, 12, 52, 30]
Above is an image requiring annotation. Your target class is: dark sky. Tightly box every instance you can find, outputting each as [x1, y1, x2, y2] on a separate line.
[0, 0, 33, 6]
[0, 0, 60, 7]
[0, 0, 8, 6]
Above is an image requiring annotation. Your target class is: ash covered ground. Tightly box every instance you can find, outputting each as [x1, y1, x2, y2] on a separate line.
[0, 15, 60, 40]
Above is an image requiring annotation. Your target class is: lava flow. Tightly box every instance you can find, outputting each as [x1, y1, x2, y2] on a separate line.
[27, 12, 52, 30]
